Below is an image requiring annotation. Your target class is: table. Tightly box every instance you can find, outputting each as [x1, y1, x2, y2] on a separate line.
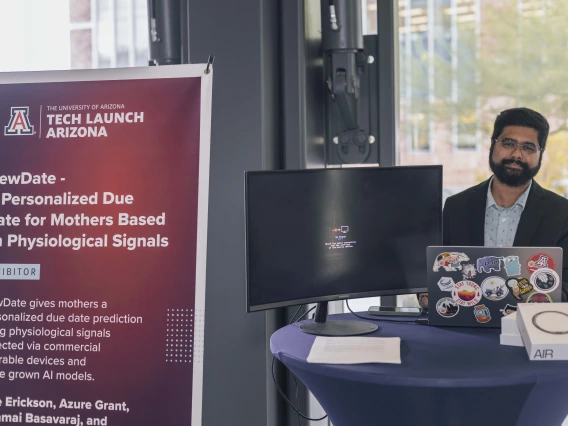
[270, 313, 568, 426]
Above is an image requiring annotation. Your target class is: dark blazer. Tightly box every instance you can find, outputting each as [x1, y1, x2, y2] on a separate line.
[443, 178, 568, 302]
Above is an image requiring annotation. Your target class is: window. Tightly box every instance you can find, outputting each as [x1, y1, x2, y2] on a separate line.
[358, 0, 568, 313]
[0, 0, 71, 72]
[0, 0, 148, 72]
[395, 0, 568, 198]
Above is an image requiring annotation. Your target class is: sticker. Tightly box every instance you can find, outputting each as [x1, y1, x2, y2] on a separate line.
[481, 276, 508, 301]
[436, 297, 460, 318]
[433, 252, 470, 272]
[473, 304, 491, 323]
[452, 280, 482, 307]
[527, 253, 556, 275]
[530, 268, 559, 293]
[506, 279, 522, 300]
[526, 292, 553, 303]
[476, 256, 502, 273]
[500, 304, 517, 316]
[506, 278, 533, 300]
[461, 264, 477, 280]
[437, 277, 455, 292]
[517, 278, 533, 296]
[503, 256, 521, 277]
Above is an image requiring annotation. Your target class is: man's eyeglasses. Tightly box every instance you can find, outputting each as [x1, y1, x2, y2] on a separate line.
[494, 138, 543, 155]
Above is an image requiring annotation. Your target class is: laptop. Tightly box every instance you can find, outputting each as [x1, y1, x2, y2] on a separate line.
[426, 246, 563, 328]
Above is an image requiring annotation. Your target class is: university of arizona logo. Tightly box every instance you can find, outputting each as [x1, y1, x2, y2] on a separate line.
[4, 107, 34, 135]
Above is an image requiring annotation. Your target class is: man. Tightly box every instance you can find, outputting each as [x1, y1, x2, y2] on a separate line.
[420, 107, 568, 307]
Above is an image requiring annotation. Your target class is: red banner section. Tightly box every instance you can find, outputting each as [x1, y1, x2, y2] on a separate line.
[0, 65, 212, 426]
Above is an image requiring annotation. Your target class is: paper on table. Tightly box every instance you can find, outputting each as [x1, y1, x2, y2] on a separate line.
[307, 336, 401, 364]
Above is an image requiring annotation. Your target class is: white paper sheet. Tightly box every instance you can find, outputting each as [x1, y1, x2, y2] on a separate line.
[307, 336, 401, 364]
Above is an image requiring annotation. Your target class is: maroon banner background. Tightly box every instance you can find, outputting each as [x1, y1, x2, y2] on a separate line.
[0, 76, 202, 426]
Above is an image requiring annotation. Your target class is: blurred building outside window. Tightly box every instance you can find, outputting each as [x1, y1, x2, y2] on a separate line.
[351, 0, 568, 313]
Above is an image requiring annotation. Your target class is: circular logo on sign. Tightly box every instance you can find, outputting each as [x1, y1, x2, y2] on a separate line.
[526, 292, 553, 303]
[436, 297, 459, 318]
[532, 311, 568, 334]
[481, 276, 508, 301]
[530, 268, 559, 293]
[527, 253, 555, 274]
[452, 280, 482, 307]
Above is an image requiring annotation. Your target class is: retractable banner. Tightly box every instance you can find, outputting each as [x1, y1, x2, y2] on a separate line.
[0, 65, 212, 426]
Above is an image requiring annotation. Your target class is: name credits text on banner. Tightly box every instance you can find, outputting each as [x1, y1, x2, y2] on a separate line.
[0, 65, 212, 426]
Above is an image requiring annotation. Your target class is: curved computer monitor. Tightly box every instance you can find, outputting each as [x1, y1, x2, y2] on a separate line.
[245, 165, 442, 335]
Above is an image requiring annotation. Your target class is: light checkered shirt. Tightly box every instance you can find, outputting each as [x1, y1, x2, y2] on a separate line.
[484, 176, 531, 247]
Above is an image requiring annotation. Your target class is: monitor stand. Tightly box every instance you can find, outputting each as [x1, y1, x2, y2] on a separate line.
[299, 301, 378, 336]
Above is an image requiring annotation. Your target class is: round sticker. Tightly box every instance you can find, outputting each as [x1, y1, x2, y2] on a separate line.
[481, 276, 508, 301]
[436, 297, 460, 318]
[530, 268, 559, 293]
[527, 253, 556, 274]
[526, 292, 553, 303]
[452, 280, 482, 307]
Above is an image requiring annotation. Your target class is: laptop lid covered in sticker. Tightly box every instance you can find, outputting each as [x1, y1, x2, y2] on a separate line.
[426, 246, 563, 328]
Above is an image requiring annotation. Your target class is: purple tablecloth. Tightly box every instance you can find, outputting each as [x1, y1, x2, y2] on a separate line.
[271, 313, 568, 426]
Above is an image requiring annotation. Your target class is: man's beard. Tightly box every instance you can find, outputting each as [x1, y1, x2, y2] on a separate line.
[489, 155, 541, 187]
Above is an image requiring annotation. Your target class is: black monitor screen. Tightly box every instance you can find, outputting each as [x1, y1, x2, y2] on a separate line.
[245, 165, 442, 312]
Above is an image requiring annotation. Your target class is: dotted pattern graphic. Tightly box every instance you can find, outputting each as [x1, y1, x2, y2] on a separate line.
[166, 309, 193, 363]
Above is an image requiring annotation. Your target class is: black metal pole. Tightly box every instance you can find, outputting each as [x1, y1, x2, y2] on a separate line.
[147, 0, 182, 65]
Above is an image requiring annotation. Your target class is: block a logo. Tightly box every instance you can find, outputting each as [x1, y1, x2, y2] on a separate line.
[4, 107, 34, 135]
